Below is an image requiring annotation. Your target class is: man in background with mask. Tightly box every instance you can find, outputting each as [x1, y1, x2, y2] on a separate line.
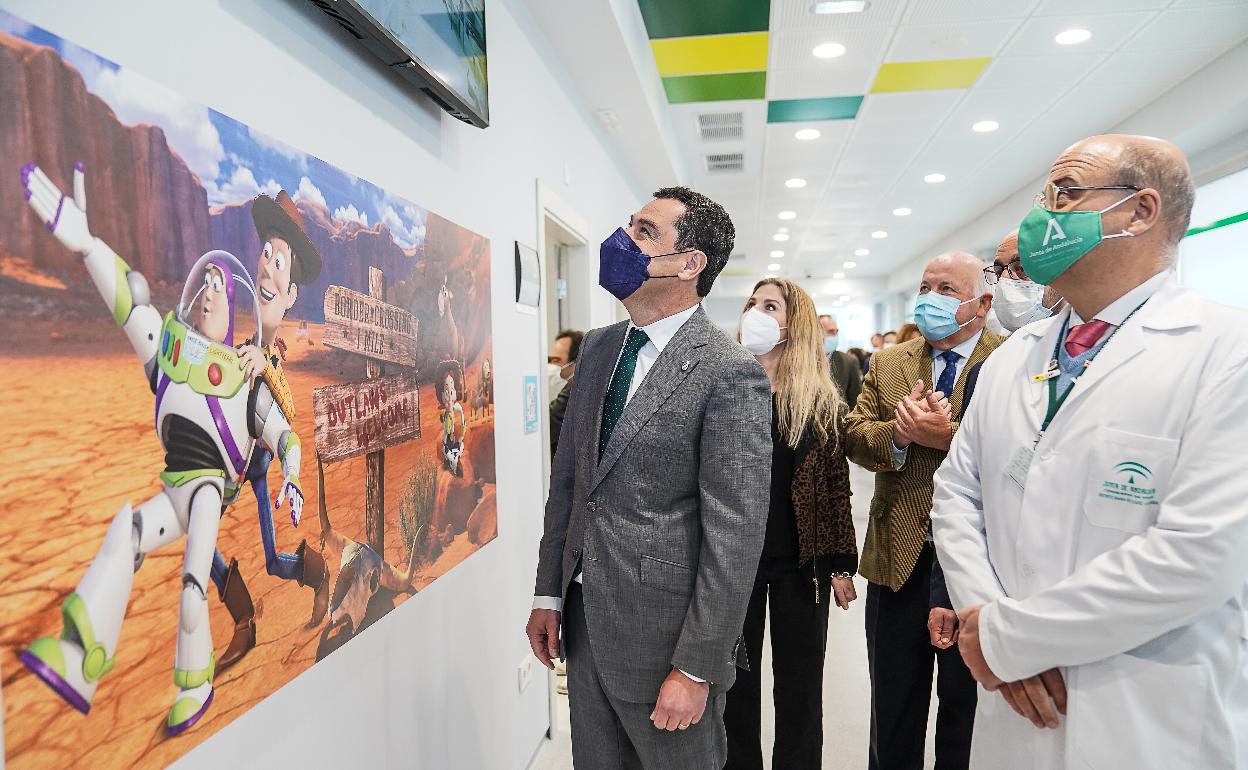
[526, 187, 772, 769]
[988, 230, 1067, 334]
[934, 135, 1248, 768]
[846, 251, 1003, 769]
[548, 328, 583, 457]
[819, 313, 862, 408]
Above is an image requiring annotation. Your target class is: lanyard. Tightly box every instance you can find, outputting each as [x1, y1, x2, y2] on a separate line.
[1036, 298, 1150, 441]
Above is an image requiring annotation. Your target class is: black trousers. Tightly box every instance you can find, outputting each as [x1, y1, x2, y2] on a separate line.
[865, 543, 976, 770]
[723, 555, 831, 770]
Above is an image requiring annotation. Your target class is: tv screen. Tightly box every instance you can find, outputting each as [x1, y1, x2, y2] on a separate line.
[315, 0, 488, 127]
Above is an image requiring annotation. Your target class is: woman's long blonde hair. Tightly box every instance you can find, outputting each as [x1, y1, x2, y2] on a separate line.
[742, 277, 844, 450]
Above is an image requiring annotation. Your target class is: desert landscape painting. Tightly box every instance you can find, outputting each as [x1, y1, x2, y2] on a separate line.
[0, 11, 496, 768]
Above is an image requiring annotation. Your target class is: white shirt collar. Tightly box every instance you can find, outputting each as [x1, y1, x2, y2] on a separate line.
[930, 328, 983, 361]
[1070, 270, 1172, 326]
[629, 304, 699, 353]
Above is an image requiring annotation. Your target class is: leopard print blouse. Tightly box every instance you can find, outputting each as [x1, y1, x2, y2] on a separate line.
[790, 418, 858, 578]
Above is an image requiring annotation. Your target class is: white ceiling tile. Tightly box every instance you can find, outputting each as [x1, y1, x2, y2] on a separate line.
[905, 0, 1038, 22]
[771, 0, 909, 32]
[856, 90, 965, 123]
[1123, 6, 1248, 51]
[768, 65, 877, 99]
[1002, 12, 1157, 56]
[887, 18, 1026, 61]
[1034, 0, 1167, 14]
[975, 52, 1110, 90]
[1082, 47, 1227, 86]
[769, 27, 894, 69]
[1166, 0, 1248, 7]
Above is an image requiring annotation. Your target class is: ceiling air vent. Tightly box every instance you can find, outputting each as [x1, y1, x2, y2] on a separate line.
[730, 252, 747, 261]
[705, 152, 745, 173]
[697, 111, 744, 141]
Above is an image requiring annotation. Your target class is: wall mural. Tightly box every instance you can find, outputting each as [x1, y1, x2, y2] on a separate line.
[0, 10, 497, 767]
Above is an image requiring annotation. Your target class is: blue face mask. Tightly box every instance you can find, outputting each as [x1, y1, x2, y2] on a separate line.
[823, 336, 839, 354]
[913, 292, 977, 342]
[598, 227, 684, 301]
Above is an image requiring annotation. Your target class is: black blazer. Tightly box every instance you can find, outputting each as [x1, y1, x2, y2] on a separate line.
[930, 360, 983, 610]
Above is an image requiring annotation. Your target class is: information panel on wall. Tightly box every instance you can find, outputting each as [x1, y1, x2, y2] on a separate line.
[0, 10, 497, 767]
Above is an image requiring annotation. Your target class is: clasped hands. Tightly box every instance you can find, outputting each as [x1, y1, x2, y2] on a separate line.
[892, 380, 954, 451]
[956, 605, 1067, 730]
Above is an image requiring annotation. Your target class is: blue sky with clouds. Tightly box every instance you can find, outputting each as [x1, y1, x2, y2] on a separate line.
[0, 9, 427, 249]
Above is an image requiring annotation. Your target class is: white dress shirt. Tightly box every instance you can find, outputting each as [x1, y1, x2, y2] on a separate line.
[891, 329, 984, 470]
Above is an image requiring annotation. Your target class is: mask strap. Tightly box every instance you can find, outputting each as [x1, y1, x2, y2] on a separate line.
[1098, 191, 1139, 240]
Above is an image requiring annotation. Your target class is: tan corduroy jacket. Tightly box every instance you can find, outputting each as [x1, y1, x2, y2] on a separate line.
[845, 330, 1004, 590]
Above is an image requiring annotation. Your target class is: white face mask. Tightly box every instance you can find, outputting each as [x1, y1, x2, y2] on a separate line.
[740, 307, 787, 355]
[994, 278, 1057, 332]
[547, 362, 567, 399]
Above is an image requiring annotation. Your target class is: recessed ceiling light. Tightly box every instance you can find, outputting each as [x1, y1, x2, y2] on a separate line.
[768, 263, 783, 271]
[778, 227, 790, 234]
[773, 233, 790, 242]
[973, 120, 1000, 133]
[1055, 28, 1091, 46]
[844, 261, 857, 269]
[811, 1, 868, 13]
[812, 42, 847, 59]
[810, 292, 818, 298]
[893, 207, 912, 217]
[770, 250, 785, 258]
[794, 128, 821, 141]
[832, 272, 845, 279]
[854, 248, 870, 256]
[785, 177, 808, 189]
[871, 230, 887, 239]
[924, 173, 946, 184]
[778, 210, 797, 220]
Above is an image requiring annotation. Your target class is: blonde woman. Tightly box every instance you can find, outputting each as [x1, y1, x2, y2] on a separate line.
[726, 277, 858, 770]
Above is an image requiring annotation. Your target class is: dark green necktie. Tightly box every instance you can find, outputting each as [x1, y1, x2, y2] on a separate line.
[599, 327, 650, 460]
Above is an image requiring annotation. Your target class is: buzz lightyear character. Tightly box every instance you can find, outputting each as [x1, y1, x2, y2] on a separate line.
[17, 162, 303, 736]
[435, 360, 468, 477]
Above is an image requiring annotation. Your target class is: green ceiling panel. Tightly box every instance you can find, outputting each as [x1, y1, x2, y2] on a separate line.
[767, 96, 864, 123]
[663, 71, 767, 103]
[638, 0, 771, 39]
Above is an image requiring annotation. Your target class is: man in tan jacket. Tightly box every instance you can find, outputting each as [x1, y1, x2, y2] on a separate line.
[846, 251, 1003, 770]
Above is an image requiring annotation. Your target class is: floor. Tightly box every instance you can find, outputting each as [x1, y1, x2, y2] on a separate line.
[528, 465, 941, 769]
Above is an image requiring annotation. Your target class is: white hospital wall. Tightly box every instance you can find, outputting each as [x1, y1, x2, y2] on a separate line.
[0, 0, 647, 767]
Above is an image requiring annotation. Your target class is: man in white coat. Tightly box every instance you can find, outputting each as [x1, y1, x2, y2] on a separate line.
[932, 134, 1248, 769]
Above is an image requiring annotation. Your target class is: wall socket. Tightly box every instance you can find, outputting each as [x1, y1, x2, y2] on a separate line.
[517, 656, 534, 693]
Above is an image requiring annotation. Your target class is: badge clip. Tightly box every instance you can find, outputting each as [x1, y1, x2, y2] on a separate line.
[1032, 360, 1060, 382]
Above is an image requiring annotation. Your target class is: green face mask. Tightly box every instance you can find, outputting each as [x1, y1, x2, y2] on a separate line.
[1017, 192, 1136, 285]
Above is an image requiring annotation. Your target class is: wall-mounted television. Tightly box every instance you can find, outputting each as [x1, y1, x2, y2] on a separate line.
[308, 0, 489, 127]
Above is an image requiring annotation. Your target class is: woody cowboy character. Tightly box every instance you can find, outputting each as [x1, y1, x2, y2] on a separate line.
[210, 190, 330, 670]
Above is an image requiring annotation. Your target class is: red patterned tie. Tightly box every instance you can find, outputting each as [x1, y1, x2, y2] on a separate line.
[1064, 320, 1113, 357]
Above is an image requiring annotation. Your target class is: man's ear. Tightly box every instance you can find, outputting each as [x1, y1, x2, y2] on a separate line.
[287, 282, 299, 310]
[678, 250, 708, 282]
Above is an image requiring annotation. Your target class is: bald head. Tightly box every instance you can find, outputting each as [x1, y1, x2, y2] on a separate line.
[1052, 134, 1194, 251]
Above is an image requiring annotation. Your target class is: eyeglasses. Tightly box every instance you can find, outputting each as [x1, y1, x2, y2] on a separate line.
[1033, 182, 1141, 210]
[983, 260, 1025, 285]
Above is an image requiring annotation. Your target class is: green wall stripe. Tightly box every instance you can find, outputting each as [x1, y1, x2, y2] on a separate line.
[663, 71, 767, 103]
[1185, 209, 1248, 238]
[638, 0, 770, 39]
[767, 96, 864, 123]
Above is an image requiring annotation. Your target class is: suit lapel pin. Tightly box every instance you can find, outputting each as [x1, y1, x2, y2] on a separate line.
[680, 360, 691, 373]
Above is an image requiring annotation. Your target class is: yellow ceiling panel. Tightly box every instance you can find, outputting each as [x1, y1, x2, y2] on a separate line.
[871, 57, 991, 93]
[652, 32, 770, 77]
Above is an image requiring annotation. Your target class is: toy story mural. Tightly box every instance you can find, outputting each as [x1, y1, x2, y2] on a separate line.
[0, 11, 497, 767]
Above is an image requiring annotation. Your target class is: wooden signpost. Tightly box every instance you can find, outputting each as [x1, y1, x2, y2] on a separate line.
[313, 268, 419, 555]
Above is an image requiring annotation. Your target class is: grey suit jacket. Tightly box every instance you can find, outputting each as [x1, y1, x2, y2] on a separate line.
[534, 306, 773, 702]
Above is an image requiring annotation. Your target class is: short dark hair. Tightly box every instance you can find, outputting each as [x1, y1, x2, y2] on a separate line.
[555, 329, 584, 362]
[653, 186, 735, 297]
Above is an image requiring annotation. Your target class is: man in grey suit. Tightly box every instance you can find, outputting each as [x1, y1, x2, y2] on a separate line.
[526, 187, 773, 768]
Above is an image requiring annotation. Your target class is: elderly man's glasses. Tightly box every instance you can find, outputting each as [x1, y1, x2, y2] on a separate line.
[983, 261, 1025, 285]
[1033, 182, 1141, 210]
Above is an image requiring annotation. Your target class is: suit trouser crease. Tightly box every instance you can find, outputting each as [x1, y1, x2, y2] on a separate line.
[566, 584, 727, 769]
[865, 543, 976, 770]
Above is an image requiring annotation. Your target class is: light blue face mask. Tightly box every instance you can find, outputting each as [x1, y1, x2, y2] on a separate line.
[913, 292, 976, 341]
[823, 336, 839, 354]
